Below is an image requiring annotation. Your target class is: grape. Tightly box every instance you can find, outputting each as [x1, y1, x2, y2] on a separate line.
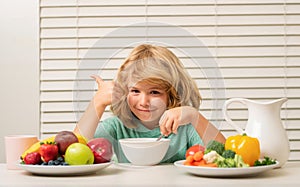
[41, 162, 48, 165]
[57, 157, 64, 162]
[34, 156, 69, 166]
[48, 160, 54, 165]
[62, 162, 69, 166]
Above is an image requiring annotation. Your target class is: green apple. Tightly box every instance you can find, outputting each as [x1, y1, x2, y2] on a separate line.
[65, 143, 94, 165]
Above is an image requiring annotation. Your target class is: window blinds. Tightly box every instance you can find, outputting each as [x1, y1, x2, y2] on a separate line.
[40, 0, 300, 161]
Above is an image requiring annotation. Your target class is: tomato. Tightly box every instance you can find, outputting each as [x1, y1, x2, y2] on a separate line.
[185, 144, 205, 158]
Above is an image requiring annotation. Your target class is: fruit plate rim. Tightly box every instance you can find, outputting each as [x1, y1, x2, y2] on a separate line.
[174, 160, 280, 177]
[17, 161, 112, 176]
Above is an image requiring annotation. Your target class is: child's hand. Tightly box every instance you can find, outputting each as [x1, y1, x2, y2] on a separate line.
[159, 106, 199, 136]
[91, 75, 114, 109]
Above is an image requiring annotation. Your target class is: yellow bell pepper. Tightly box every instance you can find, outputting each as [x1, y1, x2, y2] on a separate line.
[225, 133, 260, 166]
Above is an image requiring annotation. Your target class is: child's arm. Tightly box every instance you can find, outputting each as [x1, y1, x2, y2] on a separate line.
[159, 106, 226, 145]
[74, 75, 114, 140]
[194, 113, 226, 145]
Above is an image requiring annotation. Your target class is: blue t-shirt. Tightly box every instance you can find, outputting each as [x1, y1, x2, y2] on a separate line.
[94, 116, 203, 163]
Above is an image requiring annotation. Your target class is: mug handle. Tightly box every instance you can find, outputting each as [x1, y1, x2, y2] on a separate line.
[222, 98, 247, 134]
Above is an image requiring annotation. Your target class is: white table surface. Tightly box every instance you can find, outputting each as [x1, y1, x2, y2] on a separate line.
[0, 162, 300, 187]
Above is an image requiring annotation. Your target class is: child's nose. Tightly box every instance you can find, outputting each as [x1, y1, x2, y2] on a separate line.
[139, 93, 150, 106]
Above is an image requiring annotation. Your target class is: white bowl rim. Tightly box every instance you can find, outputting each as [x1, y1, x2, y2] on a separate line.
[119, 138, 170, 144]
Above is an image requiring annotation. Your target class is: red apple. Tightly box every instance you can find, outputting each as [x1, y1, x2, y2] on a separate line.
[87, 138, 113, 164]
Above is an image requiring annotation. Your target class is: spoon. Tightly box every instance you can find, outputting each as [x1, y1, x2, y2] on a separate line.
[156, 134, 164, 141]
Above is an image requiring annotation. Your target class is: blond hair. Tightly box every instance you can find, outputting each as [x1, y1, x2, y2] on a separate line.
[111, 44, 201, 128]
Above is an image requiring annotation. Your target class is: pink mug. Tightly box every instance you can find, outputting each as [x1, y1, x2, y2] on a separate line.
[4, 135, 39, 169]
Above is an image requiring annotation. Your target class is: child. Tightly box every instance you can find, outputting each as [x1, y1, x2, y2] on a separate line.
[74, 44, 225, 163]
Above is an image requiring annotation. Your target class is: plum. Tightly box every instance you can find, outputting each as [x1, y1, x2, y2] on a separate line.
[55, 131, 78, 155]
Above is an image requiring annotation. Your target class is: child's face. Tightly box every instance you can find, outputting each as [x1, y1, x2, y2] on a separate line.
[127, 81, 168, 126]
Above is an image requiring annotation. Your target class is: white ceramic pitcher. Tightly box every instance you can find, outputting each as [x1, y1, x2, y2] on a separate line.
[223, 98, 290, 167]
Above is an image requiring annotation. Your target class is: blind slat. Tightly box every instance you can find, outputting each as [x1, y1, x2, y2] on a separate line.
[41, 57, 300, 70]
[42, 36, 300, 48]
[40, 67, 299, 81]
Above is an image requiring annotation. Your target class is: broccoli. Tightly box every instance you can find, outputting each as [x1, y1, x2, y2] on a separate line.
[204, 149, 212, 154]
[223, 158, 236, 167]
[234, 154, 249, 168]
[222, 150, 236, 159]
[206, 140, 225, 155]
[216, 154, 249, 168]
[254, 157, 276, 166]
[216, 157, 236, 168]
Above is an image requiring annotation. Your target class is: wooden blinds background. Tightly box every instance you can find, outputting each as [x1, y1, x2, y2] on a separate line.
[40, 0, 300, 161]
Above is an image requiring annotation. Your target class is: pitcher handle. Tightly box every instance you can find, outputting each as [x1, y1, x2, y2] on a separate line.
[222, 98, 247, 134]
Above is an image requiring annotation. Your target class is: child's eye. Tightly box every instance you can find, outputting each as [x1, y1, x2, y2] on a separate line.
[130, 89, 140, 93]
[150, 90, 161, 95]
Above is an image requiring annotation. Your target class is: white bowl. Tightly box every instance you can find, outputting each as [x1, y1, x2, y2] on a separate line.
[119, 138, 170, 166]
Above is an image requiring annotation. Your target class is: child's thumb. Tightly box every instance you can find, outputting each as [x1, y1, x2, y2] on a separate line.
[90, 75, 103, 87]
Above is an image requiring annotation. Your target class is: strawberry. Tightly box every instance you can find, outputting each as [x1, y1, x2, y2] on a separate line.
[39, 142, 59, 163]
[24, 152, 42, 165]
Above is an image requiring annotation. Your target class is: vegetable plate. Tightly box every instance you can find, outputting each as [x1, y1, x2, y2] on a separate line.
[174, 160, 279, 177]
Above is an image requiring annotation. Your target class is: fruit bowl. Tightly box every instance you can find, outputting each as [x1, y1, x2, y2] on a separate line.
[119, 138, 170, 166]
[17, 161, 112, 176]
